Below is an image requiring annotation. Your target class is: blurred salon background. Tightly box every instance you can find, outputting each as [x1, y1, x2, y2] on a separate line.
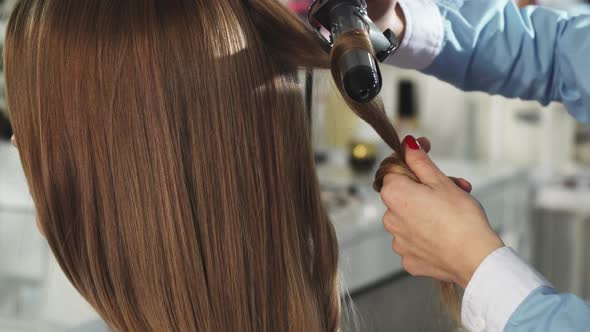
[1, 0, 590, 331]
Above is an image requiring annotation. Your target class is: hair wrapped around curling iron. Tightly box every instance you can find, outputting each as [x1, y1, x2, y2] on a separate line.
[330, 29, 462, 322]
[247, 1, 463, 320]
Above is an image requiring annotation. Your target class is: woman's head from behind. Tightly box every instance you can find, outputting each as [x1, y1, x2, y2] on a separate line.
[5, 0, 340, 330]
[6, 0, 460, 330]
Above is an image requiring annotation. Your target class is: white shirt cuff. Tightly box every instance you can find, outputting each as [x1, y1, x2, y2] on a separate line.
[461, 247, 552, 332]
[380, 0, 444, 70]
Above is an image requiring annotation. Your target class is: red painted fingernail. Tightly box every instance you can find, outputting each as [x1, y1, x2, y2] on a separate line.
[403, 135, 420, 150]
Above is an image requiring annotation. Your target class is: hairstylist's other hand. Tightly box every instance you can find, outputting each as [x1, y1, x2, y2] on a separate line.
[414, 137, 473, 193]
[366, 0, 406, 41]
[381, 136, 504, 289]
[366, 0, 395, 21]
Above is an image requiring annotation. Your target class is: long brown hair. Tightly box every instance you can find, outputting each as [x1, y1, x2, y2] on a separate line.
[5, 0, 457, 331]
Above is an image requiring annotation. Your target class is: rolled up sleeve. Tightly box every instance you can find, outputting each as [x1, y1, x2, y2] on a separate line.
[382, 0, 444, 70]
[461, 247, 551, 332]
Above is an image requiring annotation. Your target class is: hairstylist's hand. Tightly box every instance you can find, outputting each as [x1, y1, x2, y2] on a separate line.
[366, 0, 395, 21]
[414, 137, 473, 194]
[381, 136, 505, 288]
[366, 0, 406, 41]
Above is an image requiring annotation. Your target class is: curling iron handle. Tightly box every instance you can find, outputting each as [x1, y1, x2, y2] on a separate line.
[366, 20, 397, 62]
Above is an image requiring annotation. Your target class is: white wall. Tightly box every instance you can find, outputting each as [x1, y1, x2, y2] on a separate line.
[377, 67, 577, 168]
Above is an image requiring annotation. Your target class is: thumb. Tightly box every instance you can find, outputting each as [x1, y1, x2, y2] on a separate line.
[402, 135, 450, 187]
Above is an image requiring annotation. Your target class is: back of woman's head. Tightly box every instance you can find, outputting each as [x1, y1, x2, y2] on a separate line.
[6, 0, 340, 330]
[5, 0, 458, 330]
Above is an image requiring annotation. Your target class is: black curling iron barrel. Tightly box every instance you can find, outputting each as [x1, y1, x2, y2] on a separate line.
[338, 45, 381, 103]
[308, 0, 400, 103]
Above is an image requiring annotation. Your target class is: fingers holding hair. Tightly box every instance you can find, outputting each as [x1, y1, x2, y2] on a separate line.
[382, 210, 402, 235]
[449, 176, 472, 193]
[379, 172, 425, 210]
[402, 135, 451, 188]
[416, 136, 430, 153]
[413, 137, 473, 192]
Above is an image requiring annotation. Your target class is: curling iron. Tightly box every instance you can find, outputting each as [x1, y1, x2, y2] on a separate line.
[307, 0, 399, 103]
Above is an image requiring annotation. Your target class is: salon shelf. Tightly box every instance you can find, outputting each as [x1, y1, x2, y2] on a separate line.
[533, 168, 590, 300]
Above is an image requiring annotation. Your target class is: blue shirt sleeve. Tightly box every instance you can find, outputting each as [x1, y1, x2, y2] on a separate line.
[424, 0, 590, 123]
[505, 286, 590, 331]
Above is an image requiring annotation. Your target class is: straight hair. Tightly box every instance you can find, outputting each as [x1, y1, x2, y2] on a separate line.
[4, 0, 458, 330]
